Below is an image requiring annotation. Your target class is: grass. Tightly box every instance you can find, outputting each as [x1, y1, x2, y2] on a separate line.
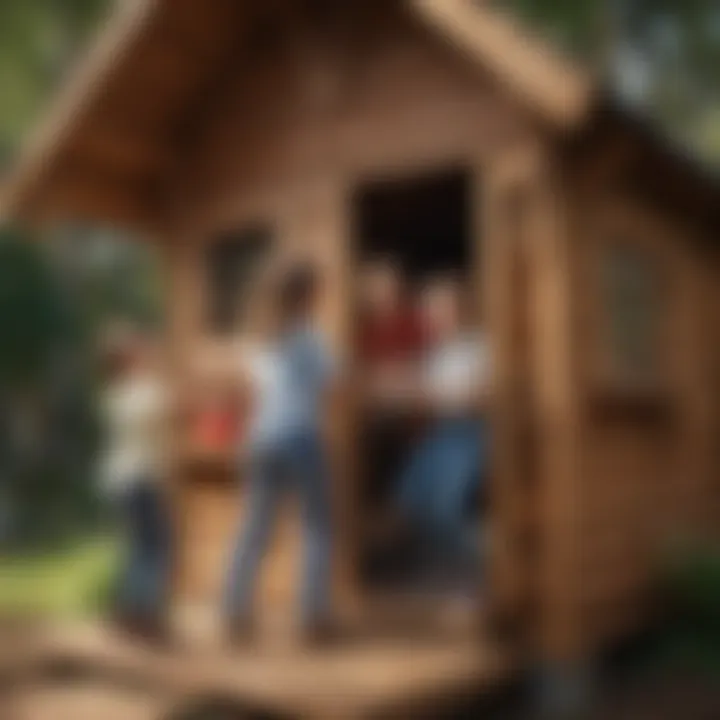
[0, 535, 120, 619]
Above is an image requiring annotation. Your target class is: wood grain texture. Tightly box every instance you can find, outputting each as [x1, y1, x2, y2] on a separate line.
[9, 621, 515, 720]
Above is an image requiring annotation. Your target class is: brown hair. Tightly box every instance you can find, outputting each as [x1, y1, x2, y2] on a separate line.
[240, 256, 322, 339]
[276, 261, 321, 322]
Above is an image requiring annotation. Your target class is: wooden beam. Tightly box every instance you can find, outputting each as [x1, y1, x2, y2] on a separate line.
[411, 0, 595, 129]
[70, 126, 176, 176]
[526, 151, 584, 662]
[484, 142, 545, 648]
[156, 10, 258, 224]
[159, 0, 246, 69]
[36, 166, 159, 232]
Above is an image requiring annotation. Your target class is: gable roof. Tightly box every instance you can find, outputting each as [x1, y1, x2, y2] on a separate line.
[1, 0, 246, 229]
[0, 0, 715, 236]
[412, 0, 594, 128]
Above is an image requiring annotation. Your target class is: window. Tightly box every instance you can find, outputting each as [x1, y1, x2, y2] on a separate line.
[205, 226, 273, 335]
[601, 241, 664, 385]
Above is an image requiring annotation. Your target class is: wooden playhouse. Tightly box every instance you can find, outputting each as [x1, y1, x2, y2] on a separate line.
[3, 0, 720, 684]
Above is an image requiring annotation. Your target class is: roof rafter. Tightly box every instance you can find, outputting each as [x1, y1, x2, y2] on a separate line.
[0, 0, 163, 222]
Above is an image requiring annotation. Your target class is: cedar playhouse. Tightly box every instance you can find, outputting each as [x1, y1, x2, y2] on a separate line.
[3, 0, 720, 713]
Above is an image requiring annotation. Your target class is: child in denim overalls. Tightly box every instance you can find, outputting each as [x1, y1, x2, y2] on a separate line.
[224, 262, 336, 645]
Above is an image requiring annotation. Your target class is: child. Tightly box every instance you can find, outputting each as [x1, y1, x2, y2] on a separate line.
[357, 259, 426, 373]
[224, 260, 337, 645]
[100, 323, 172, 642]
[395, 278, 490, 586]
[356, 260, 427, 520]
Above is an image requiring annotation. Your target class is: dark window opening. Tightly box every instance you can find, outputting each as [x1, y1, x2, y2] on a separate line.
[206, 226, 273, 336]
[354, 168, 473, 283]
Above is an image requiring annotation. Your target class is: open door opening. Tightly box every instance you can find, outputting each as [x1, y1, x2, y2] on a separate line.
[351, 167, 489, 621]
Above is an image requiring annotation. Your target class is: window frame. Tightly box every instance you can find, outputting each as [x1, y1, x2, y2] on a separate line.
[587, 203, 676, 404]
[203, 224, 275, 338]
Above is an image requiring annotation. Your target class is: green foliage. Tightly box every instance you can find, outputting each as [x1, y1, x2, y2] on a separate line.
[45, 226, 165, 332]
[0, 226, 102, 547]
[0, 0, 109, 164]
[0, 225, 163, 549]
[500, 0, 720, 162]
[0, 226, 78, 385]
[664, 541, 720, 636]
[0, 536, 120, 618]
[501, 0, 602, 57]
[659, 540, 720, 672]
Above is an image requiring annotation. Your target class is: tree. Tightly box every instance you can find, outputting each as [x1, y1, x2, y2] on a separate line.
[0, 0, 109, 167]
[0, 226, 101, 546]
[0, 224, 163, 547]
[0, 2, 164, 546]
[502, 0, 720, 163]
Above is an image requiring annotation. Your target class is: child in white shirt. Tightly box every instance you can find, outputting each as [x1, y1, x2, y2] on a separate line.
[395, 279, 490, 585]
[100, 323, 171, 641]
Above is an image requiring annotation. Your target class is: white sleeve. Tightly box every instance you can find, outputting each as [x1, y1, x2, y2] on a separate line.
[429, 338, 487, 407]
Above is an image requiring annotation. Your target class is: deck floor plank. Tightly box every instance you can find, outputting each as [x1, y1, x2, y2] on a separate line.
[5, 622, 515, 718]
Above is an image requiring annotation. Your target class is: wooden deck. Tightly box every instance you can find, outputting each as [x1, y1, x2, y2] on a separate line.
[3, 621, 515, 719]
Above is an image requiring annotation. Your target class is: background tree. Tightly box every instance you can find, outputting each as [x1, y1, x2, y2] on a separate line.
[0, 226, 100, 545]
[0, 1, 162, 546]
[504, 0, 720, 161]
[0, 0, 109, 167]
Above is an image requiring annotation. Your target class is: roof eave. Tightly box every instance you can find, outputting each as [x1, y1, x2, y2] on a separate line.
[0, 0, 162, 226]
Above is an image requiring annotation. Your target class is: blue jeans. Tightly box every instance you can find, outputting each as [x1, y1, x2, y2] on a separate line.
[116, 481, 170, 617]
[224, 434, 332, 625]
[397, 418, 487, 557]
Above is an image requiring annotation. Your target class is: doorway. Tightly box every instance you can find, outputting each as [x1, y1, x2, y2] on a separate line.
[351, 167, 488, 615]
[355, 168, 472, 281]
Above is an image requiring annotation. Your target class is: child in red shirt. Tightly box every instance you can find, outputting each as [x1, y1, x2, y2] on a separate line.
[357, 260, 426, 370]
[356, 260, 427, 562]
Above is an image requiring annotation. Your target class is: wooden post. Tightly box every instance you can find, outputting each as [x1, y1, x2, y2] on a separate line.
[157, 231, 202, 608]
[483, 144, 541, 647]
[485, 141, 584, 671]
[318, 180, 361, 622]
[525, 151, 583, 665]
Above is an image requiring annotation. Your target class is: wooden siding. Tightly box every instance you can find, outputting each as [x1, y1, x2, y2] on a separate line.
[572, 191, 718, 651]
